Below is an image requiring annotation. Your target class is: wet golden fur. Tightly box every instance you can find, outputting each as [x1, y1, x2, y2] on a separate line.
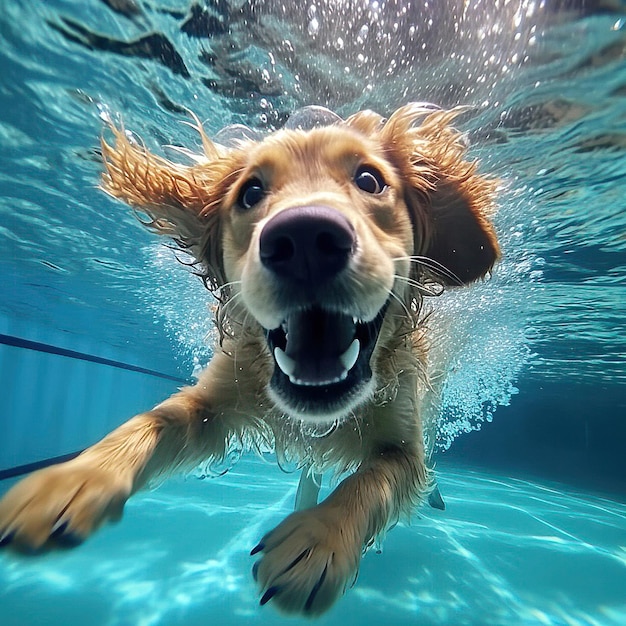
[0, 104, 499, 616]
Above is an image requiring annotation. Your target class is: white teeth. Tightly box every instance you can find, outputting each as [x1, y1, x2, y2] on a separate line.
[274, 347, 296, 378]
[339, 339, 360, 372]
[290, 374, 347, 387]
[274, 339, 360, 387]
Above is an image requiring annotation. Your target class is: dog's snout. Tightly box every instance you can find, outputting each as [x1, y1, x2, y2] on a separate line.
[260, 205, 355, 284]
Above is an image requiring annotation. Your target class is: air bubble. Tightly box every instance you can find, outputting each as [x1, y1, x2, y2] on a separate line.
[308, 17, 319, 36]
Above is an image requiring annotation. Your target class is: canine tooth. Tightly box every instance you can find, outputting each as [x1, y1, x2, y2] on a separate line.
[274, 347, 296, 378]
[339, 339, 360, 372]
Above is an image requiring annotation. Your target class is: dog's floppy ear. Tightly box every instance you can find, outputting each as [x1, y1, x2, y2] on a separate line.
[381, 105, 500, 285]
[101, 119, 240, 289]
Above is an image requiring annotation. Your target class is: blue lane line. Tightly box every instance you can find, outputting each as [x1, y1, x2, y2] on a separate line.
[0, 333, 190, 384]
[0, 451, 83, 482]
[0, 333, 194, 482]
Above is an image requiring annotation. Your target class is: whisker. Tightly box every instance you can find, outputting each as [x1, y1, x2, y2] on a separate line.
[219, 290, 245, 321]
[394, 274, 445, 298]
[214, 288, 248, 345]
[393, 255, 463, 286]
[216, 279, 243, 298]
[220, 288, 243, 307]
[349, 411, 363, 448]
[387, 289, 415, 326]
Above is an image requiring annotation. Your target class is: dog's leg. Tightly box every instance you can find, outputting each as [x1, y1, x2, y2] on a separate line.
[0, 350, 258, 552]
[294, 466, 322, 512]
[253, 444, 426, 616]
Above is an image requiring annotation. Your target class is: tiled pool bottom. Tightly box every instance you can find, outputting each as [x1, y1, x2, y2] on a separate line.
[0, 457, 624, 626]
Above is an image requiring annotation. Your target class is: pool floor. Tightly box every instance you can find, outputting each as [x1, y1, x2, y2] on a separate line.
[0, 457, 624, 626]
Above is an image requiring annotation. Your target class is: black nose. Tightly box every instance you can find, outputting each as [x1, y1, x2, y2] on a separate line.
[259, 205, 355, 284]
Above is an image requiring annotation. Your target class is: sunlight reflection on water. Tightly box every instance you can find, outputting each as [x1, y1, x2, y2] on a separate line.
[1, 457, 624, 626]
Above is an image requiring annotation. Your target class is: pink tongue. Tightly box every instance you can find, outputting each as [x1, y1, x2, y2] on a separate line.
[285, 308, 355, 383]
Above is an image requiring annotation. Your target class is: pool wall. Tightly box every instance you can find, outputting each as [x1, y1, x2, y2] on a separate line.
[0, 313, 185, 478]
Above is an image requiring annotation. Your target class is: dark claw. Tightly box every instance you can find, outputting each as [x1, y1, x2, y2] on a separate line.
[252, 560, 260, 582]
[0, 529, 15, 547]
[50, 519, 83, 548]
[250, 541, 265, 556]
[260, 585, 279, 606]
[305, 563, 328, 613]
[276, 548, 310, 579]
[50, 520, 69, 539]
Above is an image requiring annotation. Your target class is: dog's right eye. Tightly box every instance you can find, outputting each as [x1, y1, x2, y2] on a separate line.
[237, 178, 265, 209]
[354, 165, 387, 194]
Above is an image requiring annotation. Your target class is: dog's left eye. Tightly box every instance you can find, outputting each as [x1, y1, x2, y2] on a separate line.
[237, 178, 265, 209]
[354, 166, 387, 194]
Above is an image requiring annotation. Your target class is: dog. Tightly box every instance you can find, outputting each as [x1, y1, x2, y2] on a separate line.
[0, 104, 499, 615]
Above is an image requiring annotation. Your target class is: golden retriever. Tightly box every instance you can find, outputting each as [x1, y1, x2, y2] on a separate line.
[0, 104, 499, 615]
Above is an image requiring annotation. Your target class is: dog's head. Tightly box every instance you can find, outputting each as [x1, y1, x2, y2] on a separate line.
[102, 104, 499, 423]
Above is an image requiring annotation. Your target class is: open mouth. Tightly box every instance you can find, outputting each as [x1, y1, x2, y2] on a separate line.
[265, 302, 388, 419]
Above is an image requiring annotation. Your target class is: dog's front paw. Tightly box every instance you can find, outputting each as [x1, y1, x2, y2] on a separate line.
[0, 459, 132, 552]
[251, 505, 362, 616]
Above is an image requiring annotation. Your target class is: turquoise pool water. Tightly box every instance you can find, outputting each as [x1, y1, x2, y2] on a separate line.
[1, 458, 625, 626]
[1, 1, 625, 624]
